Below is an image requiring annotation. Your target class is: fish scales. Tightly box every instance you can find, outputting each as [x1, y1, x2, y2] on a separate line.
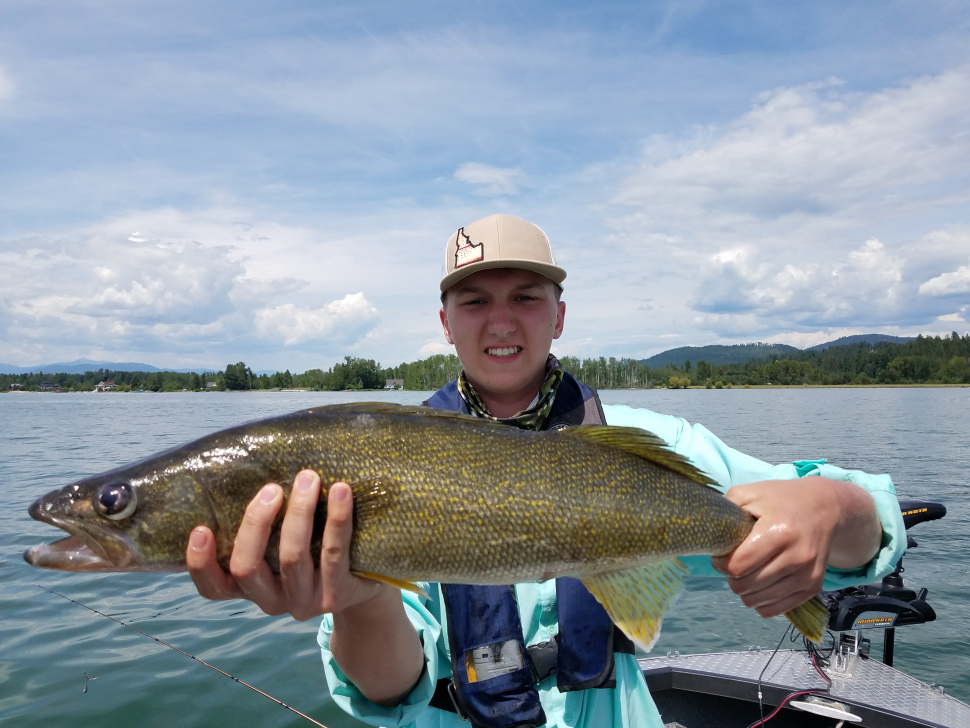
[25, 402, 827, 647]
[24, 403, 752, 578]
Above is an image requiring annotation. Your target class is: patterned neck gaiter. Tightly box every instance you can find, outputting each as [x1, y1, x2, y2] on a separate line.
[457, 355, 565, 431]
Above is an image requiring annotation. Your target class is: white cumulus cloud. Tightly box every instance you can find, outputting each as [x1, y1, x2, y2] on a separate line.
[254, 293, 379, 346]
[613, 70, 970, 235]
[65, 237, 242, 323]
[919, 259, 970, 297]
[453, 163, 526, 196]
[690, 238, 908, 333]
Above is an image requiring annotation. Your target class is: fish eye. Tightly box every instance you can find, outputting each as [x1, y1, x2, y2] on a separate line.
[94, 482, 137, 521]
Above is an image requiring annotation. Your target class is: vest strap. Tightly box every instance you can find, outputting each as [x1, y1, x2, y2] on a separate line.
[425, 372, 622, 726]
[441, 584, 546, 728]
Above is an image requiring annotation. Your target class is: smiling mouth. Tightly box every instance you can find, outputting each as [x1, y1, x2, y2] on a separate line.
[486, 346, 522, 357]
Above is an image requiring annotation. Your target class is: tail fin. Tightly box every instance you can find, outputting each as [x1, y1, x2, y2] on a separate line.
[784, 595, 828, 643]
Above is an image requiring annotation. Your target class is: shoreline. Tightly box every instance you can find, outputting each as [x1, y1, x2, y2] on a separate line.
[4, 382, 968, 394]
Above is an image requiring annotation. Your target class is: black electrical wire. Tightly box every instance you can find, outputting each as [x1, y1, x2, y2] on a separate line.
[744, 626, 835, 728]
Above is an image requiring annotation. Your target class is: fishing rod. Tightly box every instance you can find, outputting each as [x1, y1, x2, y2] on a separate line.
[36, 584, 329, 728]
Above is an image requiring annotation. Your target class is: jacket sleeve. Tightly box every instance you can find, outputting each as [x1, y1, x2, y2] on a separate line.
[317, 584, 452, 727]
[602, 404, 906, 588]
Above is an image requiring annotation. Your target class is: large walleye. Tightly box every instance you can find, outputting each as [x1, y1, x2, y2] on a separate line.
[24, 402, 827, 648]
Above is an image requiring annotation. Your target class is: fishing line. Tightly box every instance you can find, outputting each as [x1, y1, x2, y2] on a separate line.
[35, 585, 329, 728]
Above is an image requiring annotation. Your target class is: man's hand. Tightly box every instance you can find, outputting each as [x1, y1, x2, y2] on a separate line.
[711, 477, 880, 619]
[186, 469, 425, 704]
[186, 470, 388, 620]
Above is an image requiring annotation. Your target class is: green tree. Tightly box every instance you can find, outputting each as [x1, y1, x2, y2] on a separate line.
[224, 362, 253, 390]
[938, 356, 969, 383]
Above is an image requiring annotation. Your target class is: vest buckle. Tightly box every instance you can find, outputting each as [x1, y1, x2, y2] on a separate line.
[446, 680, 471, 722]
[526, 636, 559, 683]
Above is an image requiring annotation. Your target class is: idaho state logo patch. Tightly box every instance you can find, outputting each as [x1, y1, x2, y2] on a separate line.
[454, 227, 484, 269]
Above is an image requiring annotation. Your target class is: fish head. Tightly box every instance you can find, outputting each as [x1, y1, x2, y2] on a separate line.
[24, 456, 214, 572]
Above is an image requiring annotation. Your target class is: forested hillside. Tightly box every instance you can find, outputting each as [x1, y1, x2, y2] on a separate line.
[3, 333, 968, 392]
[640, 342, 800, 368]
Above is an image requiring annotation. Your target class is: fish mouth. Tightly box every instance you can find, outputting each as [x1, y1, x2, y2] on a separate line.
[24, 497, 139, 572]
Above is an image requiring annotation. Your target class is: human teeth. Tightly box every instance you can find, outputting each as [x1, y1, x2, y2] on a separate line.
[488, 347, 520, 357]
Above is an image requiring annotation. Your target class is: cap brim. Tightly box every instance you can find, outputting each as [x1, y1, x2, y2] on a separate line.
[439, 260, 567, 292]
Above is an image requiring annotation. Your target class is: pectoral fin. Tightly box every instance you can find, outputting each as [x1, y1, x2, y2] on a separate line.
[581, 559, 688, 653]
[581, 559, 828, 650]
[351, 570, 429, 598]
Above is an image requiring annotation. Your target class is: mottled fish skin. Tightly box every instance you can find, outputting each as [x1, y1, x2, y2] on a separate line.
[25, 402, 829, 645]
[24, 403, 750, 578]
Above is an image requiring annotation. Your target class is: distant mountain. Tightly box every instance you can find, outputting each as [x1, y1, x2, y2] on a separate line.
[0, 358, 215, 375]
[640, 334, 918, 368]
[806, 334, 915, 351]
[0, 334, 918, 376]
[640, 343, 801, 368]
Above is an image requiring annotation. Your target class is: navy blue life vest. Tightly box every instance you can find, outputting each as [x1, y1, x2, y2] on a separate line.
[423, 373, 634, 728]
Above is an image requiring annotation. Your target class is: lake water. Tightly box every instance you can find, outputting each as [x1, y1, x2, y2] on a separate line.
[1, 388, 968, 727]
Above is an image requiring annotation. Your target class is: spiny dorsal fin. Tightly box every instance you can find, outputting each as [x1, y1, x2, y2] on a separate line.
[561, 425, 717, 488]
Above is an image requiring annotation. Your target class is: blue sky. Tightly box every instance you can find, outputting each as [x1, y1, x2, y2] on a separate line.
[2, 1, 969, 373]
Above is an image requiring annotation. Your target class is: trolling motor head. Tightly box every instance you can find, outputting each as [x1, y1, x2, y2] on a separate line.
[824, 499, 945, 632]
[822, 499, 945, 666]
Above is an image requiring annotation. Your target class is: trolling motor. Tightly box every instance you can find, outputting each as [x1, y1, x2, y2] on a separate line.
[821, 499, 946, 667]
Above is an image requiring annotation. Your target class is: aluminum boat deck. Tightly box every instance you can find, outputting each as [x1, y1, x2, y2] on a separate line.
[640, 648, 970, 728]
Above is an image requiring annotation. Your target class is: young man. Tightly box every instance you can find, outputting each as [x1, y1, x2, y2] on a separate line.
[187, 214, 905, 727]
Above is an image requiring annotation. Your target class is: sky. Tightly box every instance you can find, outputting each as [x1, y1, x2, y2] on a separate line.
[1, 1, 969, 373]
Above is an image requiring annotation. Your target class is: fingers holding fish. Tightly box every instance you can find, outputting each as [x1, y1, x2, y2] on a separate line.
[186, 484, 289, 608]
[230, 475, 388, 621]
[726, 559, 827, 620]
[278, 470, 323, 618]
[318, 482, 391, 617]
[229, 483, 292, 615]
[714, 479, 834, 617]
[186, 468, 385, 621]
[187, 526, 246, 601]
[733, 569, 827, 620]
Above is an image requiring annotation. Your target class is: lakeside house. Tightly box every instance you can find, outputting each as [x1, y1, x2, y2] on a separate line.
[9, 383, 22, 390]
[95, 380, 118, 391]
[39, 382, 62, 392]
[384, 378, 405, 389]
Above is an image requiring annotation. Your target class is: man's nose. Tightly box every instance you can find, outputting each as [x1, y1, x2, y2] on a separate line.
[486, 304, 515, 336]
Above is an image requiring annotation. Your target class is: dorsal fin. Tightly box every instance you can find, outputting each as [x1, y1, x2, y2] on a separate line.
[561, 425, 717, 488]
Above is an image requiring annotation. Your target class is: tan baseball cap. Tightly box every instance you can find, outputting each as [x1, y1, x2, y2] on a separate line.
[439, 214, 567, 293]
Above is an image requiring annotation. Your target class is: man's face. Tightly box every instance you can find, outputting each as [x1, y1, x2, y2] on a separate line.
[440, 268, 565, 412]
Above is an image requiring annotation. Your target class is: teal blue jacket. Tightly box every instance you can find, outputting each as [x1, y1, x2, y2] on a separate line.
[318, 404, 906, 728]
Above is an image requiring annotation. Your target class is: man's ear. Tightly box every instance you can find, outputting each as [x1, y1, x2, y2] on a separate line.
[553, 300, 565, 340]
[440, 306, 455, 344]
